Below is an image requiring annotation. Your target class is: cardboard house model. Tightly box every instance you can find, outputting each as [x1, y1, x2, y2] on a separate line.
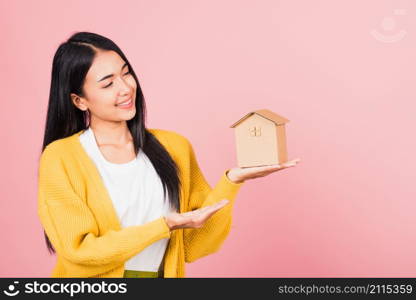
[230, 109, 290, 168]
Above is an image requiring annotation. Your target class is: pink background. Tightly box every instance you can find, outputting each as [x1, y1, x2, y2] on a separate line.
[1, 0, 415, 277]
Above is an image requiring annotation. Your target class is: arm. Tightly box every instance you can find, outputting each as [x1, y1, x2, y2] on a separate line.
[182, 138, 243, 263]
[37, 146, 171, 277]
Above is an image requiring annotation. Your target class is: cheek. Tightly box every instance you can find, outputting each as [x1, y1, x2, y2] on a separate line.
[127, 77, 137, 90]
[90, 91, 118, 109]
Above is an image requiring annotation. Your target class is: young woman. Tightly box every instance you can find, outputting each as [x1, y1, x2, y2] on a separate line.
[37, 31, 300, 278]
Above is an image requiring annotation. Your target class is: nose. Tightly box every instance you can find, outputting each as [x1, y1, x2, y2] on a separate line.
[117, 77, 132, 96]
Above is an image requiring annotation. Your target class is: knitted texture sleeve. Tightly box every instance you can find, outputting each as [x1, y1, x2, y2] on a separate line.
[37, 144, 171, 277]
[182, 138, 243, 263]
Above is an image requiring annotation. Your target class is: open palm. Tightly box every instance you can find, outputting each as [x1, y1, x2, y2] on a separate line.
[164, 199, 229, 230]
[226, 158, 301, 183]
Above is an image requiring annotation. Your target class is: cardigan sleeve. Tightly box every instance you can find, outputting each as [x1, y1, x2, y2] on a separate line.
[182, 138, 244, 263]
[37, 145, 171, 277]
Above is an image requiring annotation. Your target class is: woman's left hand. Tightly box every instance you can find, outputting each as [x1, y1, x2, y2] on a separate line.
[226, 158, 301, 184]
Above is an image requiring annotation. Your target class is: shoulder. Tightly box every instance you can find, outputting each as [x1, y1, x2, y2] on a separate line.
[41, 141, 64, 159]
[38, 140, 68, 177]
[40, 131, 80, 162]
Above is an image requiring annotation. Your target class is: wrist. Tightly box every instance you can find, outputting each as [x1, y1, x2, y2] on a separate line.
[163, 217, 173, 231]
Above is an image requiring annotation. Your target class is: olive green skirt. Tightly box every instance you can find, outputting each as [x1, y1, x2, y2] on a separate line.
[123, 269, 164, 278]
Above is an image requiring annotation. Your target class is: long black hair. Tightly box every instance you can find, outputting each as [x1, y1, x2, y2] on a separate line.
[40, 31, 181, 255]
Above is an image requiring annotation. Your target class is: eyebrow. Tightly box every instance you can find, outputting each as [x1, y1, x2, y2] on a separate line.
[97, 62, 128, 82]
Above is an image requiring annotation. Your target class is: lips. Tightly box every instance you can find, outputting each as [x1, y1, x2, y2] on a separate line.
[116, 97, 132, 106]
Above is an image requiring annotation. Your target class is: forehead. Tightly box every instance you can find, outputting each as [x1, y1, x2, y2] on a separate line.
[86, 50, 125, 82]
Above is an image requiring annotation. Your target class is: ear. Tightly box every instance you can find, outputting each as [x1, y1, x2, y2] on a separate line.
[71, 93, 88, 111]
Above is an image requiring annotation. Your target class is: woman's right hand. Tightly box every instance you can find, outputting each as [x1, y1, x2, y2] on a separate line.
[163, 199, 230, 231]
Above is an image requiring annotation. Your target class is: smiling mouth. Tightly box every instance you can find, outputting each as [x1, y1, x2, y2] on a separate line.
[116, 98, 133, 107]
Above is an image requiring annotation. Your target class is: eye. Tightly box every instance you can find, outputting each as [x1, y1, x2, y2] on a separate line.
[103, 71, 131, 88]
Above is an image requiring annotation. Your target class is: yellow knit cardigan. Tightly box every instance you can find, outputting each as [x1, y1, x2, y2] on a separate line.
[37, 128, 243, 278]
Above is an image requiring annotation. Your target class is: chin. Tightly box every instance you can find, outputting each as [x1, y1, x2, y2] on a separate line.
[124, 108, 137, 120]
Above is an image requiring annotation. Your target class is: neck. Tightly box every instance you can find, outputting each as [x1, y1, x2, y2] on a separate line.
[89, 120, 133, 146]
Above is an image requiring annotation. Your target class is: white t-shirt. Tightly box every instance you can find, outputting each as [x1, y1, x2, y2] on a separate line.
[79, 127, 174, 272]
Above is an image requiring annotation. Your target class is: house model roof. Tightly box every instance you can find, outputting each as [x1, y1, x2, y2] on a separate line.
[229, 109, 290, 128]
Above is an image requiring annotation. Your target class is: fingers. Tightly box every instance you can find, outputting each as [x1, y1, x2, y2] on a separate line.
[198, 201, 229, 221]
[182, 199, 229, 217]
[200, 199, 229, 214]
[171, 199, 231, 230]
[268, 158, 301, 169]
[216, 199, 229, 206]
[285, 158, 301, 165]
[247, 165, 278, 172]
[252, 159, 301, 177]
[241, 158, 301, 172]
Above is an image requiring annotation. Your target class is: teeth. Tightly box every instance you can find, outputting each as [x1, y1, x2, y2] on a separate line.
[117, 99, 132, 106]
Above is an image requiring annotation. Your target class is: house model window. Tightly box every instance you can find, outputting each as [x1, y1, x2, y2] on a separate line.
[230, 109, 290, 168]
[249, 126, 261, 137]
